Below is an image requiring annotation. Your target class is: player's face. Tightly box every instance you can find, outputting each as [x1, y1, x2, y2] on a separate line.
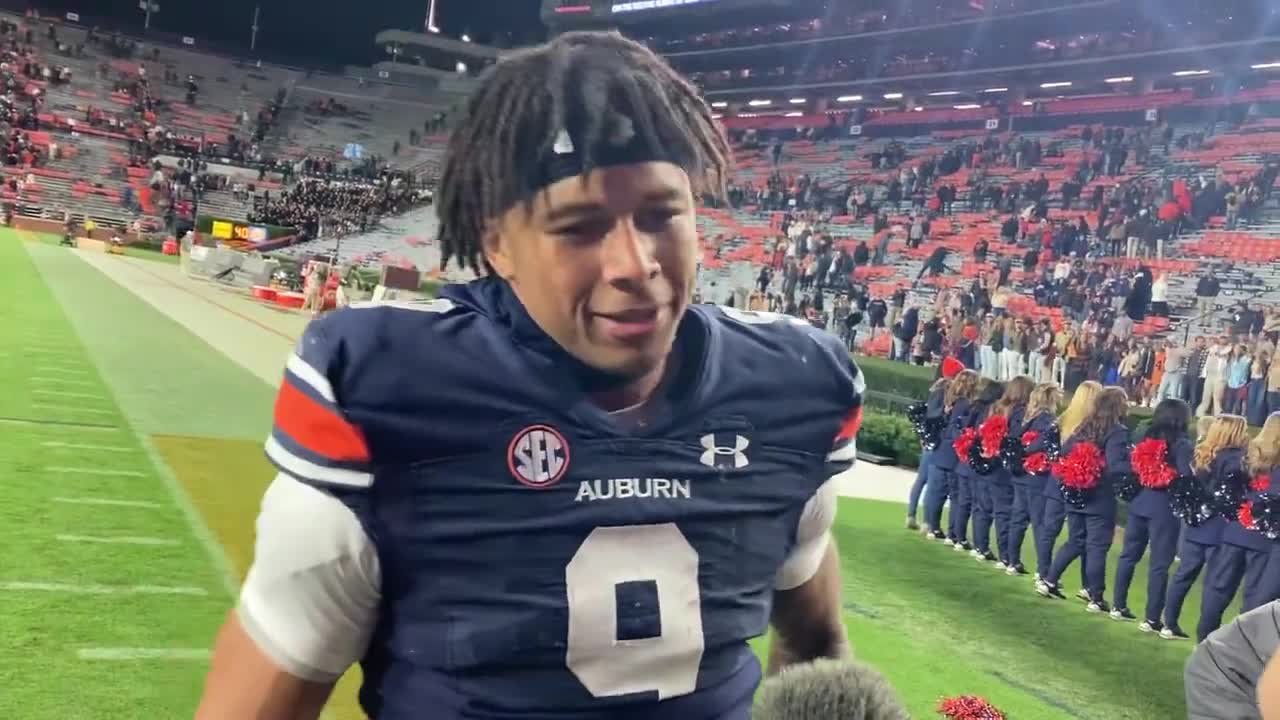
[489, 161, 698, 379]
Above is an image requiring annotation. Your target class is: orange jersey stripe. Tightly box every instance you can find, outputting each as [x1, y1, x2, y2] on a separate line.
[274, 379, 371, 463]
[834, 406, 863, 443]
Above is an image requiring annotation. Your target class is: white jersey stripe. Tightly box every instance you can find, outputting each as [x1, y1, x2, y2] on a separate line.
[266, 436, 374, 488]
[286, 353, 336, 403]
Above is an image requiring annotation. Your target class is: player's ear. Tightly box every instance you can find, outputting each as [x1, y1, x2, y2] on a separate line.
[482, 216, 515, 281]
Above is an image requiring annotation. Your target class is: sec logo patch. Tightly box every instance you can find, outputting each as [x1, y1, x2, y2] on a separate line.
[508, 425, 571, 489]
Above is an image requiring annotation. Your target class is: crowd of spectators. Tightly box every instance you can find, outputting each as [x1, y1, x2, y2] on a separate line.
[247, 174, 430, 239]
[703, 122, 1280, 418]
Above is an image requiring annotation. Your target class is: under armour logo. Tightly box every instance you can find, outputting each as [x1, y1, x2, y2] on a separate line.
[700, 434, 750, 469]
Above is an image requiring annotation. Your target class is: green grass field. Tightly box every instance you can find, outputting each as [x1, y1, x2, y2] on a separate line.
[0, 230, 1207, 719]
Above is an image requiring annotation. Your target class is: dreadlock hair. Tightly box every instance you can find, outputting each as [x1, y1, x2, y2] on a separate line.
[435, 31, 734, 274]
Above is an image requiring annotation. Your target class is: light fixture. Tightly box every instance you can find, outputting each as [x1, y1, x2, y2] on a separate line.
[953, 103, 981, 110]
[784, 111, 803, 117]
[983, 87, 1008, 93]
[883, 92, 904, 99]
[1172, 69, 1211, 76]
[1039, 81, 1072, 88]
[789, 98, 807, 104]
[928, 90, 960, 96]
[748, 99, 772, 107]
[710, 101, 728, 108]
[455, 61, 467, 74]
[711, 113, 723, 119]
[1105, 76, 1134, 83]
[460, 33, 471, 42]
[836, 95, 862, 102]
[1252, 62, 1280, 69]
[1021, 100, 1035, 106]
[912, 106, 924, 112]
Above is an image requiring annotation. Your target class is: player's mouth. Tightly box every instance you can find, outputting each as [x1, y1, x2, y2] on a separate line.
[592, 307, 662, 342]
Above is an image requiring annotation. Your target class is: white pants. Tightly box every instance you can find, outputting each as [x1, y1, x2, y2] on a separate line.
[1052, 357, 1067, 387]
[980, 346, 998, 379]
[1198, 378, 1226, 416]
[1028, 351, 1044, 382]
[1002, 349, 1024, 380]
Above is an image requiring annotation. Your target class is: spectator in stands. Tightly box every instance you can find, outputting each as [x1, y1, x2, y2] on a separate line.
[1186, 336, 1209, 409]
[1157, 339, 1188, 404]
[1226, 344, 1252, 415]
[1187, 267, 1218, 326]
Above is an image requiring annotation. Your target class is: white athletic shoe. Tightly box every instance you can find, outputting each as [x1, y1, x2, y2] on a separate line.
[1076, 588, 1091, 602]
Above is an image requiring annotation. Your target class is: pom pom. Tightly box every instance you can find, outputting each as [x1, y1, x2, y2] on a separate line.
[1248, 494, 1280, 540]
[923, 417, 946, 451]
[968, 435, 1002, 476]
[1239, 500, 1255, 529]
[1132, 438, 1176, 490]
[1021, 430, 1040, 447]
[1169, 474, 1213, 526]
[1251, 474, 1272, 493]
[954, 427, 978, 463]
[1054, 441, 1105, 509]
[1208, 470, 1249, 520]
[938, 695, 1007, 720]
[1113, 472, 1141, 502]
[1001, 434, 1025, 475]
[978, 416, 1009, 458]
[1024, 451, 1051, 476]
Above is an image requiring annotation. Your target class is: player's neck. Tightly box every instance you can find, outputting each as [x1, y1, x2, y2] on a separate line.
[590, 358, 669, 413]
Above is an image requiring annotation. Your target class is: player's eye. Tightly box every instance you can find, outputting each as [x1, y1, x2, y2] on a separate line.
[553, 217, 612, 242]
[635, 207, 680, 233]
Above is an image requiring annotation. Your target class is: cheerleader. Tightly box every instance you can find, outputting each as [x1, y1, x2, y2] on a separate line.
[962, 377, 1005, 560]
[925, 369, 979, 543]
[1162, 415, 1250, 640]
[1007, 383, 1064, 578]
[1036, 380, 1103, 598]
[1110, 399, 1193, 629]
[979, 376, 1034, 569]
[1196, 413, 1280, 641]
[1040, 386, 1129, 611]
[908, 358, 963, 531]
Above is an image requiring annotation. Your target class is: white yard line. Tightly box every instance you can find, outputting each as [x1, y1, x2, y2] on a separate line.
[21, 347, 77, 356]
[32, 403, 115, 415]
[46, 466, 145, 477]
[37, 366, 90, 376]
[53, 496, 162, 509]
[56, 534, 180, 546]
[77, 648, 210, 661]
[31, 376, 97, 386]
[42, 442, 133, 452]
[32, 389, 108, 400]
[0, 581, 207, 596]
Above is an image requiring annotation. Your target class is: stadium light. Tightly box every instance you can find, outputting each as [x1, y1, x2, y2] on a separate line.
[928, 90, 960, 96]
[460, 33, 471, 42]
[747, 99, 772, 107]
[836, 95, 862, 102]
[983, 87, 1008, 93]
[953, 103, 981, 110]
[883, 92, 904, 99]
[455, 61, 467, 74]
[710, 101, 728, 108]
[789, 98, 807, 104]
[1251, 62, 1280, 69]
[1105, 76, 1134, 83]
[912, 106, 924, 112]
[1039, 81, 1072, 88]
[1172, 69, 1210, 76]
[711, 113, 722, 119]
[1021, 100, 1035, 106]
[784, 111, 803, 117]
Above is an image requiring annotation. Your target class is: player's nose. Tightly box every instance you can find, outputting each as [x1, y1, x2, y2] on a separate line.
[600, 218, 660, 286]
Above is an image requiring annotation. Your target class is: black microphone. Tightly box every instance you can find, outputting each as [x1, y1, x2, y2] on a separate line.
[754, 658, 909, 720]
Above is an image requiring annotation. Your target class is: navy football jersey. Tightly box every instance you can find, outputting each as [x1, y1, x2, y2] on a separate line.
[264, 278, 864, 719]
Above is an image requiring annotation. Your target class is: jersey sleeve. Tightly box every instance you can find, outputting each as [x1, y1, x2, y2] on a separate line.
[265, 319, 374, 489]
[776, 476, 838, 590]
[1184, 601, 1280, 719]
[237, 473, 381, 681]
[825, 354, 866, 476]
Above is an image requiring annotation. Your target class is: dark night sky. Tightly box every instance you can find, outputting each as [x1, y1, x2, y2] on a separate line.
[30, 0, 544, 66]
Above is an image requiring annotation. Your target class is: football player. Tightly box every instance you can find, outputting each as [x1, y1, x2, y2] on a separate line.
[196, 31, 865, 720]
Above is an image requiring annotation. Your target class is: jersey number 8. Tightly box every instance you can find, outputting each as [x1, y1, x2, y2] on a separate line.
[565, 523, 705, 700]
